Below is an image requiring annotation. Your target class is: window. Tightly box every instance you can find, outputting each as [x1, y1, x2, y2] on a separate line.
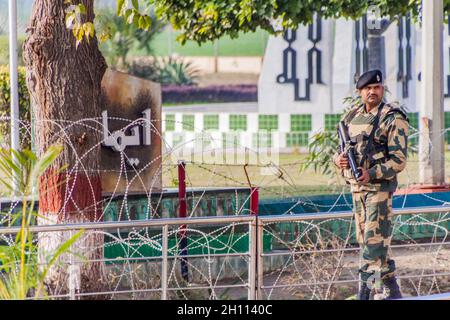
[172, 133, 184, 147]
[223, 132, 241, 149]
[324, 114, 341, 131]
[259, 115, 278, 131]
[203, 114, 219, 131]
[286, 133, 309, 147]
[290, 114, 312, 131]
[404, 112, 418, 146]
[408, 112, 419, 130]
[229, 115, 247, 131]
[182, 114, 195, 131]
[195, 133, 213, 149]
[253, 132, 272, 148]
[165, 114, 175, 131]
[445, 112, 450, 144]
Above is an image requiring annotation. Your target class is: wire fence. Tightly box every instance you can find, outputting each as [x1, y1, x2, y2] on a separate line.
[0, 117, 449, 299]
[257, 206, 450, 300]
[0, 206, 448, 300]
[0, 215, 256, 300]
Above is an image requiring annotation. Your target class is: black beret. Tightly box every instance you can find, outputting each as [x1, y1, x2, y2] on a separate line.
[356, 69, 383, 89]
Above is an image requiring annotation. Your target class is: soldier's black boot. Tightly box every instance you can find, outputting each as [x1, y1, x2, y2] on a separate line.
[381, 276, 402, 300]
[357, 281, 372, 300]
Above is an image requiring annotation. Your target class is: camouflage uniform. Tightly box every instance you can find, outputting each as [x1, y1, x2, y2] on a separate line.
[333, 102, 409, 283]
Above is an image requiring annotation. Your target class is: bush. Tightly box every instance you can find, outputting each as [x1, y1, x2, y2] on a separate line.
[128, 60, 160, 82]
[157, 56, 199, 86]
[0, 65, 31, 147]
[0, 36, 25, 66]
[0, 144, 83, 300]
[96, 9, 164, 69]
[162, 84, 257, 104]
[128, 56, 200, 86]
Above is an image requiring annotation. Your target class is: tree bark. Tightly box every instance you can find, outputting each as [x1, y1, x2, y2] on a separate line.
[23, 0, 108, 297]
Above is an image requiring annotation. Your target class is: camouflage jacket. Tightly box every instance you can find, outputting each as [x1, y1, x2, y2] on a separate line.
[333, 102, 409, 192]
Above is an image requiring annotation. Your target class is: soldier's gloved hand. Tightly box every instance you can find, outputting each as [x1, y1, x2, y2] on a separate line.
[335, 152, 350, 169]
[357, 168, 370, 185]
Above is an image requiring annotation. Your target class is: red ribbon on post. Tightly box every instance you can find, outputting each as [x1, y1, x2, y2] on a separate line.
[250, 187, 259, 215]
[178, 160, 189, 281]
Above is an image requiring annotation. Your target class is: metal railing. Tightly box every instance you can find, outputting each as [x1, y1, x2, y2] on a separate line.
[0, 215, 256, 300]
[400, 292, 450, 300]
[0, 205, 449, 300]
[256, 205, 450, 299]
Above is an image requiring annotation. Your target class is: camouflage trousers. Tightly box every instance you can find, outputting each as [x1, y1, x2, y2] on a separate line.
[352, 190, 396, 282]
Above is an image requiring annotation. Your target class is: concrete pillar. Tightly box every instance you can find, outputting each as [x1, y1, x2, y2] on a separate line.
[219, 113, 229, 132]
[311, 113, 325, 133]
[278, 114, 290, 132]
[419, 0, 445, 185]
[247, 113, 258, 132]
[195, 113, 203, 131]
[175, 113, 183, 132]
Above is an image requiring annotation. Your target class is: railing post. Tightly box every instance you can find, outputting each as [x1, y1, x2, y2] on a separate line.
[249, 187, 259, 300]
[68, 230, 80, 300]
[161, 224, 168, 300]
[257, 218, 264, 299]
[250, 187, 259, 215]
[178, 160, 189, 282]
[248, 218, 256, 300]
[8, 0, 20, 193]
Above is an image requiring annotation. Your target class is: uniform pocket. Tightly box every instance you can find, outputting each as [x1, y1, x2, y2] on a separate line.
[377, 193, 393, 239]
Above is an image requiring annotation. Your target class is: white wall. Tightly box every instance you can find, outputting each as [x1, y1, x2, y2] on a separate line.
[258, 20, 335, 114]
[259, 18, 450, 115]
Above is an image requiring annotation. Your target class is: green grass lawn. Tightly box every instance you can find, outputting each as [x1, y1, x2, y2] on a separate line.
[131, 27, 270, 57]
[0, 28, 269, 63]
[0, 36, 26, 66]
[162, 151, 450, 199]
[0, 150, 449, 199]
[0, 28, 269, 67]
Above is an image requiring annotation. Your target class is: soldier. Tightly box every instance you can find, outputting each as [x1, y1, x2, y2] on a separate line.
[333, 69, 409, 300]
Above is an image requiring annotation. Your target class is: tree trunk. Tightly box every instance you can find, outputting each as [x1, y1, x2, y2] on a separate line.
[23, 0, 108, 297]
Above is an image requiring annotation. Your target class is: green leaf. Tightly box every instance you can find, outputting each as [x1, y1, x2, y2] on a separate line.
[74, 25, 84, 48]
[98, 31, 111, 42]
[144, 15, 152, 29]
[37, 230, 84, 288]
[83, 22, 95, 42]
[176, 33, 186, 45]
[125, 9, 134, 24]
[117, 0, 125, 16]
[78, 4, 86, 15]
[138, 15, 146, 29]
[0, 176, 13, 189]
[30, 145, 63, 186]
[132, 13, 140, 28]
[132, 0, 139, 11]
[197, 25, 211, 35]
[65, 12, 76, 29]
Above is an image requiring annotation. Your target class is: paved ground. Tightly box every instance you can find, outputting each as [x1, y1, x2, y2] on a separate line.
[175, 246, 450, 300]
[196, 73, 259, 86]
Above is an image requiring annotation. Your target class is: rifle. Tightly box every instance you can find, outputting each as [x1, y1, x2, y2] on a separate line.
[337, 121, 362, 180]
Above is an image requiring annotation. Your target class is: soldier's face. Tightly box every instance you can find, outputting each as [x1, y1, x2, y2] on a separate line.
[360, 84, 384, 107]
